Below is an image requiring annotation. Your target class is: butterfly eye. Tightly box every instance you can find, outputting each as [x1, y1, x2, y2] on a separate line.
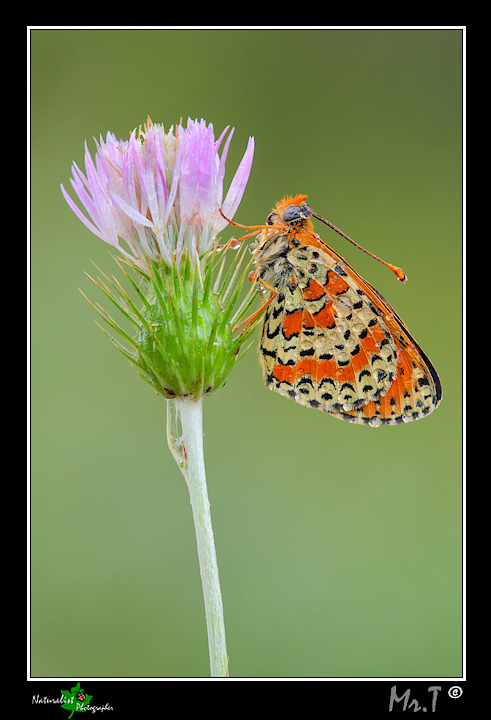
[266, 212, 278, 225]
[282, 204, 313, 225]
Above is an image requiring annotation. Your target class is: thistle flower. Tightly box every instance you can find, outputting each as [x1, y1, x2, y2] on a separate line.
[62, 117, 257, 677]
[61, 118, 256, 400]
[62, 118, 254, 270]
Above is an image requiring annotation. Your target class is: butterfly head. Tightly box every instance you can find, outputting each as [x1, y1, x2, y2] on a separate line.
[266, 195, 314, 231]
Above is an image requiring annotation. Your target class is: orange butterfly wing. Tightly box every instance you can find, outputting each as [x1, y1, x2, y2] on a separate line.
[257, 223, 441, 427]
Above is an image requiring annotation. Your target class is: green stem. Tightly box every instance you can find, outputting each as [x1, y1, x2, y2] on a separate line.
[171, 396, 228, 678]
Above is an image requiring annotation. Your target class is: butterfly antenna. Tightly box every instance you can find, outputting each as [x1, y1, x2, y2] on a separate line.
[311, 212, 407, 282]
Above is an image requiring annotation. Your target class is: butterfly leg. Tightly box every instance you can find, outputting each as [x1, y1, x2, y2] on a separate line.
[216, 230, 264, 251]
[217, 209, 273, 251]
[233, 275, 278, 335]
[219, 207, 272, 232]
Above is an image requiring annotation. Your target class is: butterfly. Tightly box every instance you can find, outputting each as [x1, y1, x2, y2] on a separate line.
[223, 195, 442, 427]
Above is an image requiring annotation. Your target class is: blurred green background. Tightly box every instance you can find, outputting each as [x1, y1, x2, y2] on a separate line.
[31, 28, 462, 678]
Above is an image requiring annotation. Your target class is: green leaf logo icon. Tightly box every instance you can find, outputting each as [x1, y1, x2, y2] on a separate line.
[60, 682, 93, 718]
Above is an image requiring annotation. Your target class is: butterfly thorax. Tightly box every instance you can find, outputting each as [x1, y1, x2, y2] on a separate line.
[252, 197, 318, 287]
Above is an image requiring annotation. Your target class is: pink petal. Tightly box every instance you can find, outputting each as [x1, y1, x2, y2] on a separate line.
[219, 136, 255, 229]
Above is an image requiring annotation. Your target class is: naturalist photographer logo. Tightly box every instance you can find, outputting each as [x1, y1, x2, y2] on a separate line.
[32, 682, 113, 716]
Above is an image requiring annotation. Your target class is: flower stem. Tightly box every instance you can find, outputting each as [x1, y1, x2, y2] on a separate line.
[171, 396, 228, 678]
